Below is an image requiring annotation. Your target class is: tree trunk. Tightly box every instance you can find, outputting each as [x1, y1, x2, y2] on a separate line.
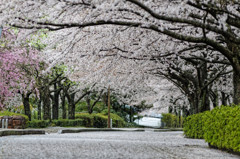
[43, 95, 51, 120]
[88, 107, 93, 114]
[86, 95, 92, 114]
[61, 91, 66, 119]
[209, 90, 219, 108]
[192, 94, 199, 114]
[70, 103, 75, 119]
[168, 106, 173, 114]
[199, 89, 210, 112]
[37, 91, 42, 120]
[233, 71, 240, 105]
[198, 62, 210, 112]
[187, 94, 199, 115]
[182, 106, 189, 117]
[130, 106, 133, 122]
[22, 93, 31, 121]
[221, 91, 227, 106]
[43, 84, 51, 120]
[52, 94, 59, 120]
[0, 98, 4, 110]
[67, 93, 75, 119]
[52, 83, 60, 120]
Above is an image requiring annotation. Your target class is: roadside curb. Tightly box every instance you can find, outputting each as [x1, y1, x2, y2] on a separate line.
[59, 128, 145, 134]
[59, 128, 183, 134]
[154, 128, 183, 132]
[0, 129, 45, 137]
[0, 128, 183, 136]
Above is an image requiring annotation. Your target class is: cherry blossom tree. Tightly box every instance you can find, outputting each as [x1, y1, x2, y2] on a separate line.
[0, 28, 40, 113]
[0, 0, 238, 113]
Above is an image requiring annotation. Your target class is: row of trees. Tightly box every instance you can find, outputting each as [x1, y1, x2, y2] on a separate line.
[0, 0, 239, 115]
[22, 64, 112, 121]
[0, 28, 148, 122]
[0, 29, 110, 121]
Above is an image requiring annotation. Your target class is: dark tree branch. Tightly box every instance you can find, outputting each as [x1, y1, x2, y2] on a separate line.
[202, 67, 232, 91]
[125, 0, 238, 43]
[74, 91, 90, 105]
[91, 90, 104, 109]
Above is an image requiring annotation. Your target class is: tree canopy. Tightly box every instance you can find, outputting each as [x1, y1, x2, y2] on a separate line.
[0, 0, 239, 113]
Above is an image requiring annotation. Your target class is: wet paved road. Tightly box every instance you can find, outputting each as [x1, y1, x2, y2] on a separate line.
[0, 131, 239, 159]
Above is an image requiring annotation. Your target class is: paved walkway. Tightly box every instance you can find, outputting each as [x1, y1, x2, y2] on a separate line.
[0, 131, 239, 159]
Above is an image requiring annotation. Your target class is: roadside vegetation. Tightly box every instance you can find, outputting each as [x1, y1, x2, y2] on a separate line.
[184, 105, 240, 153]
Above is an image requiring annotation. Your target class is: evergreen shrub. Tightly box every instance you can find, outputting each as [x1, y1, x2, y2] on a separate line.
[28, 113, 125, 128]
[183, 112, 206, 139]
[28, 120, 50, 128]
[162, 113, 182, 128]
[75, 113, 125, 128]
[28, 119, 84, 128]
[110, 113, 125, 127]
[52, 119, 83, 127]
[93, 113, 108, 128]
[183, 105, 240, 153]
[203, 106, 240, 152]
[75, 113, 94, 127]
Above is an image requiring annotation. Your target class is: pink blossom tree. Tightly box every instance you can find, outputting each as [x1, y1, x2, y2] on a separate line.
[0, 28, 40, 115]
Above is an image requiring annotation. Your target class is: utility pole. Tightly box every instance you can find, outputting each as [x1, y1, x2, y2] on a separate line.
[108, 85, 111, 128]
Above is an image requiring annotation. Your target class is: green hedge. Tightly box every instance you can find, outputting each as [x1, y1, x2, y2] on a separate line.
[183, 105, 240, 153]
[75, 113, 125, 128]
[52, 119, 83, 127]
[183, 112, 206, 139]
[28, 119, 84, 128]
[111, 113, 125, 128]
[162, 113, 183, 128]
[93, 114, 107, 128]
[28, 113, 125, 128]
[75, 113, 94, 127]
[204, 106, 240, 152]
[28, 120, 50, 128]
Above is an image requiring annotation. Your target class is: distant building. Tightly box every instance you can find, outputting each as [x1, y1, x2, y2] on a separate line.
[134, 114, 163, 128]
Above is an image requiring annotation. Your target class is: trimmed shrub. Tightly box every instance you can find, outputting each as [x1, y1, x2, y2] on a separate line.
[93, 114, 108, 128]
[75, 113, 94, 127]
[52, 119, 83, 127]
[183, 112, 206, 139]
[28, 119, 84, 128]
[162, 113, 182, 128]
[110, 113, 125, 127]
[124, 122, 140, 128]
[75, 113, 125, 128]
[183, 105, 240, 153]
[28, 120, 50, 128]
[203, 106, 240, 152]
[28, 113, 125, 128]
